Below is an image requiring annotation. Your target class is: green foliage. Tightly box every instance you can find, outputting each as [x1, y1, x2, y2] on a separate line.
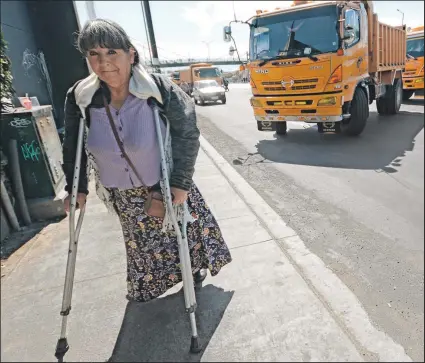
[1, 28, 15, 112]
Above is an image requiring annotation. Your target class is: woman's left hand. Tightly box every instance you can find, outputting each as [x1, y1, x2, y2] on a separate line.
[171, 187, 189, 205]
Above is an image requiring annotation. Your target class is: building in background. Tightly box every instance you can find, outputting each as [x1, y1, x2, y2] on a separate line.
[1, 0, 88, 243]
[1, 0, 88, 129]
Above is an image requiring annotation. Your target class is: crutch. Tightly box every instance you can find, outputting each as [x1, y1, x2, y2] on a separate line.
[55, 117, 86, 362]
[150, 99, 202, 354]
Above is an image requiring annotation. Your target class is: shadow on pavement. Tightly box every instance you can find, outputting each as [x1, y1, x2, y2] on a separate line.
[253, 111, 424, 173]
[109, 284, 234, 362]
[402, 98, 425, 107]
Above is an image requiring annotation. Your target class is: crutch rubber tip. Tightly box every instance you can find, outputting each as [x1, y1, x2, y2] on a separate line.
[55, 338, 69, 362]
[190, 336, 202, 354]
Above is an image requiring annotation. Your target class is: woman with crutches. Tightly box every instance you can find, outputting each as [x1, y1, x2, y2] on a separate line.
[57, 19, 232, 360]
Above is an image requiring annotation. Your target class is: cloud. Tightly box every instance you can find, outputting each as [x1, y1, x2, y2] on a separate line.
[182, 1, 232, 38]
[182, 1, 293, 38]
[379, 17, 404, 27]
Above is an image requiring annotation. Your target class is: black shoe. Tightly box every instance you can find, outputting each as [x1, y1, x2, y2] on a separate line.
[194, 269, 207, 284]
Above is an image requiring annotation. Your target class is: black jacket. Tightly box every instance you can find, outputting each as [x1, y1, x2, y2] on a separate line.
[61, 74, 200, 194]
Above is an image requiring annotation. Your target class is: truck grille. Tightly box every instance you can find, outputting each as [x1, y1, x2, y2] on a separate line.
[266, 100, 314, 106]
[262, 78, 318, 91]
[294, 78, 318, 84]
[292, 85, 316, 90]
[264, 85, 316, 91]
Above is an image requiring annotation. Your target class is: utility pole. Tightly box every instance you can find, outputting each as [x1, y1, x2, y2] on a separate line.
[141, 1, 161, 73]
[397, 9, 404, 26]
[202, 40, 213, 61]
[85, 1, 96, 20]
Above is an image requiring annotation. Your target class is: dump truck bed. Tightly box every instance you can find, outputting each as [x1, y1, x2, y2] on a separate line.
[371, 15, 406, 73]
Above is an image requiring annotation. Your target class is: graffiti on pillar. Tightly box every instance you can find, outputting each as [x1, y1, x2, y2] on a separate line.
[9, 118, 32, 128]
[21, 140, 41, 162]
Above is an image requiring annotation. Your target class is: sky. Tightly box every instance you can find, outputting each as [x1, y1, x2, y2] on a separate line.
[74, 1, 425, 71]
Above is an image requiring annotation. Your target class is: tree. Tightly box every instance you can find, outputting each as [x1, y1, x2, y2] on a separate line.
[1, 28, 15, 112]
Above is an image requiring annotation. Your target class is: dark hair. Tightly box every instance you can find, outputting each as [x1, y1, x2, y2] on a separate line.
[77, 19, 139, 64]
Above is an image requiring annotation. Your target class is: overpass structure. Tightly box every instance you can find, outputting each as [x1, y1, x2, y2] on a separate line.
[156, 58, 244, 68]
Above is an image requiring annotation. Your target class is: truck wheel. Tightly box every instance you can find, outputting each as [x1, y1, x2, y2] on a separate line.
[199, 98, 205, 106]
[221, 96, 226, 104]
[402, 90, 414, 101]
[276, 122, 287, 135]
[342, 88, 368, 136]
[376, 78, 402, 115]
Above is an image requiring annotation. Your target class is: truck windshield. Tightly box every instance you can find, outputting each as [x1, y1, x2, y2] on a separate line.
[407, 37, 424, 58]
[198, 80, 219, 88]
[195, 68, 221, 78]
[250, 5, 339, 60]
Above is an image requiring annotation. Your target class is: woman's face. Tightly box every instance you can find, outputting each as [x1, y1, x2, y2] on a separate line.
[87, 46, 135, 88]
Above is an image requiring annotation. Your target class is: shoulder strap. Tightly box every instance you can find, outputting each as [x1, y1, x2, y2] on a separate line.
[102, 95, 146, 187]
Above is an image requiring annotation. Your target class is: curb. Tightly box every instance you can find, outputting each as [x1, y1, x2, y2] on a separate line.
[199, 134, 412, 362]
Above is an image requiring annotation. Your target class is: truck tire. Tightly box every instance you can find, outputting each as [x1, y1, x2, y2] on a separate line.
[402, 89, 414, 101]
[199, 98, 205, 106]
[221, 95, 227, 104]
[276, 122, 287, 135]
[342, 88, 368, 136]
[376, 78, 402, 115]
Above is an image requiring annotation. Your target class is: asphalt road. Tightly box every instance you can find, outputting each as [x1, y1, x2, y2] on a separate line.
[195, 85, 424, 362]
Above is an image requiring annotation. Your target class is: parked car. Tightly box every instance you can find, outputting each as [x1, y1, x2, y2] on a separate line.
[193, 80, 226, 105]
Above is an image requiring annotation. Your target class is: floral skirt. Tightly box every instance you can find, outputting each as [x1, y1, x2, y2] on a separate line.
[109, 184, 232, 302]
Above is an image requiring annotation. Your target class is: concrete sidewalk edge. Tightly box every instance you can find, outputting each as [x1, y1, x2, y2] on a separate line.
[199, 135, 412, 362]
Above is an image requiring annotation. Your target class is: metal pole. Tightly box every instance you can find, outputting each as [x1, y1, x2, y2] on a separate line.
[141, 3, 153, 68]
[85, 1, 96, 20]
[0, 180, 20, 231]
[142, 1, 161, 73]
[202, 41, 213, 61]
[397, 9, 404, 26]
[8, 140, 31, 226]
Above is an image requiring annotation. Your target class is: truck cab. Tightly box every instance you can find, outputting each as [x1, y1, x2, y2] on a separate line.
[402, 26, 424, 100]
[178, 63, 223, 95]
[227, 0, 405, 136]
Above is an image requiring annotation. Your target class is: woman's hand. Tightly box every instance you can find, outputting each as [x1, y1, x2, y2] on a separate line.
[170, 187, 188, 205]
[64, 193, 87, 213]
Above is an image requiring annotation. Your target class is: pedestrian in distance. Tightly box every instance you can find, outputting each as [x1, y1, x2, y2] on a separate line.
[62, 19, 232, 302]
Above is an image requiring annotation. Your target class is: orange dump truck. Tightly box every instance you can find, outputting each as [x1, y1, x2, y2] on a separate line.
[402, 25, 424, 100]
[225, 0, 406, 136]
[174, 63, 223, 95]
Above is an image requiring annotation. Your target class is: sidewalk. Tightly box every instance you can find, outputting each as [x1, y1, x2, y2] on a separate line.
[0, 140, 409, 362]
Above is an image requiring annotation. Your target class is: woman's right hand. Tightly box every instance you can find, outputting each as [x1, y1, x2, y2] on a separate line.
[64, 193, 87, 213]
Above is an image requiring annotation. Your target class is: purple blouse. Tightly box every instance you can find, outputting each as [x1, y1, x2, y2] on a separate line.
[87, 94, 166, 189]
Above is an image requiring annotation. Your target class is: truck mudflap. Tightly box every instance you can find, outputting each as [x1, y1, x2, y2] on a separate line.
[317, 122, 342, 134]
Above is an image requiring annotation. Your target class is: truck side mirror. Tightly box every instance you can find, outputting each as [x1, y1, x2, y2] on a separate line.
[223, 26, 232, 42]
[342, 31, 355, 43]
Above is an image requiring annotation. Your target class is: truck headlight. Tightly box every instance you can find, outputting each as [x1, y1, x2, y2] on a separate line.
[250, 98, 262, 107]
[318, 97, 337, 106]
[415, 78, 424, 83]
